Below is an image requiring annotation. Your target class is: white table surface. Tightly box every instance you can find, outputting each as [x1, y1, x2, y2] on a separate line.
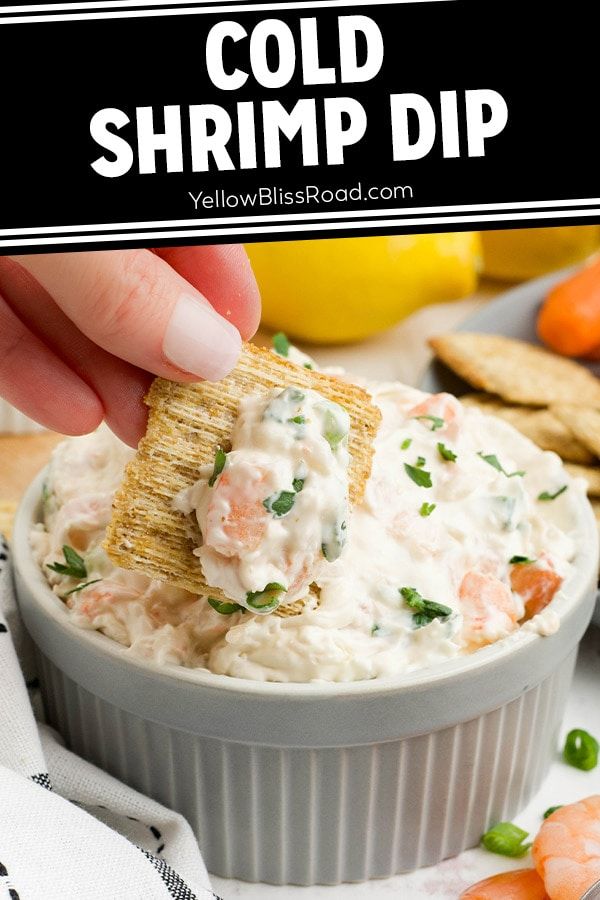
[212, 294, 600, 899]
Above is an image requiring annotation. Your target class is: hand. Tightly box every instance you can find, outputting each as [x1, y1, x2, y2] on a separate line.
[0, 246, 260, 446]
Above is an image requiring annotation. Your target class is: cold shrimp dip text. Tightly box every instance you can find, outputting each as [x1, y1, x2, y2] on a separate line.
[32, 373, 584, 683]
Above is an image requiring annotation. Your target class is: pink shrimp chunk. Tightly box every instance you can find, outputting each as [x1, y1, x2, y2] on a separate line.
[407, 392, 463, 437]
[460, 868, 548, 899]
[459, 571, 520, 646]
[533, 795, 600, 900]
[204, 469, 270, 556]
[510, 556, 563, 620]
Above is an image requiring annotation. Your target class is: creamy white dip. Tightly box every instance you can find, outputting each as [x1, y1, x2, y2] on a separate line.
[32, 375, 583, 683]
[174, 387, 350, 613]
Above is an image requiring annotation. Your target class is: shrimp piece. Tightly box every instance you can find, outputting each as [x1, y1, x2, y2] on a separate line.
[460, 868, 548, 899]
[459, 571, 520, 646]
[407, 392, 463, 438]
[204, 469, 270, 556]
[532, 795, 600, 900]
[510, 557, 563, 620]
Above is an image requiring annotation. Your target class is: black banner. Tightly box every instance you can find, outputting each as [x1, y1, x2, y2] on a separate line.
[1, 0, 599, 251]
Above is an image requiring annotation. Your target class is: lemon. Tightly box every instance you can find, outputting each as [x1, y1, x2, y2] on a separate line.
[482, 227, 600, 282]
[246, 233, 481, 344]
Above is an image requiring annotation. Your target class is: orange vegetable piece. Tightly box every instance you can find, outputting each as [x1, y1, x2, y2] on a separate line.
[538, 258, 600, 357]
[510, 561, 563, 620]
[460, 867, 548, 899]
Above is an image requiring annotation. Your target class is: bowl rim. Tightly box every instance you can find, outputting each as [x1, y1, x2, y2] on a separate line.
[13, 464, 600, 700]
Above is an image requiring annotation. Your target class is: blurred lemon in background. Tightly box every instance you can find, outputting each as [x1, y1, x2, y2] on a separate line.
[481, 226, 600, 281]
[246, 233, 481, 344]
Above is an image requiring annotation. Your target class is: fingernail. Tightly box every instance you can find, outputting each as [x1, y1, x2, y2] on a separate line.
[163, 294, 241, 381]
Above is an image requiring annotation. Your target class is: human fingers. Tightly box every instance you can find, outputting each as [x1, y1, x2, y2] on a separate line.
[0, 290, 103, 435]
[0, 257, 151, 446]
[153, 243, 261, 340]
[11, 249, 242, 382]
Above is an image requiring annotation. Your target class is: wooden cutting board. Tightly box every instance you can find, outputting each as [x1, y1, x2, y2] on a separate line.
[0, 432, 64, 539]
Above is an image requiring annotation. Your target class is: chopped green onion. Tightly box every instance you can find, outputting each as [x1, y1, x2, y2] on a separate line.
[401, 438, 412, 450]
[288, 415, 305, 425]
[404, 463, 432, 488]
[510, 555, 536, 565]
[543, 805, 562, 819]
[62, 578, 101, 598]
[478, 452, 525, 479]
[246, 582, 287, 612]
[563, 729, 599, 771]
[208, 597, 245, 616]
[272, 332, 290, 357]
[437, 442, 457, 462]
[208, 447, 227, 487]
[47, 545, 87, 579]
[413, 415, 444, 431]
[321, 405, 349, 451]
[292, 477, 305, 493]
[263, 490, 296, 518]
[415, 456, 426, 468]
[538, 485, 568, 502]
[480, 822, 531, 858]
[400, 586, 452, 628]
[419, 502, 436, 517]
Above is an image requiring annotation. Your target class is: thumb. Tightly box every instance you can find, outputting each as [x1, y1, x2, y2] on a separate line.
[12, 249, 243, 382]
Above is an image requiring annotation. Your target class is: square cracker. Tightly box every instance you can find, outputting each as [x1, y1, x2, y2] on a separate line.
[105, 343, 381, 600]
[551, 405, 600, 460]
[429, 333, 600, 407]
[460, 394, 596, 464]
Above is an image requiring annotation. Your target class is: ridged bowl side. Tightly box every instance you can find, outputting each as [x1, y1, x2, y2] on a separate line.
[37, 648, 575, 886]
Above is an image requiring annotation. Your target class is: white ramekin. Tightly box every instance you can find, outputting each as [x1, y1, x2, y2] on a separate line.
[13, 471, 599, 886]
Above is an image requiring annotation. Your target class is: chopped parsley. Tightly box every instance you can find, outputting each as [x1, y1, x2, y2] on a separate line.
[371, 623, 382, 636]
[292, 477, 305, 493]
[413, 415, 445, 431]
[246, 582, 287, 612]
[288, 415, 305, 425]
[478, 452, 524, 478]
[263, 490, 297, 518]
[509, 555, 536, 565]
[62, 578, 102, 598]
[208, 447, 227, 487]
[419, 502, 436, 517]
[303, 362, 314, 370]
[415, 456, 426, 468]
[47, 545, 87, 579]
[563, 728, 599, 771]
[400, 438, 412, 450]
[272, 331, 290, 357]
[480, 822, 531, 858]
[400, 586, 452, 628]
[543, 806, 563, 819]
[437, 442, 457, 462]
[404, 463, 432, 488]
[538, 485, 568, 502]
[208, 597, 245, 616]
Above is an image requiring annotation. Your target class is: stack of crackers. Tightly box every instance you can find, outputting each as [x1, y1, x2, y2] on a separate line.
[430, 333, 600, 530]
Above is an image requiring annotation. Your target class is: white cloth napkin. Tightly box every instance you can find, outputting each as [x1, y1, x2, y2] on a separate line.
[0, 536, 220, 900]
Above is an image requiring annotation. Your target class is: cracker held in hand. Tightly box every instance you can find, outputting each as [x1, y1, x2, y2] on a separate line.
[105, 343, 381, 599]
[430, 333, 600, 407]
[461, 394, 595, 464]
